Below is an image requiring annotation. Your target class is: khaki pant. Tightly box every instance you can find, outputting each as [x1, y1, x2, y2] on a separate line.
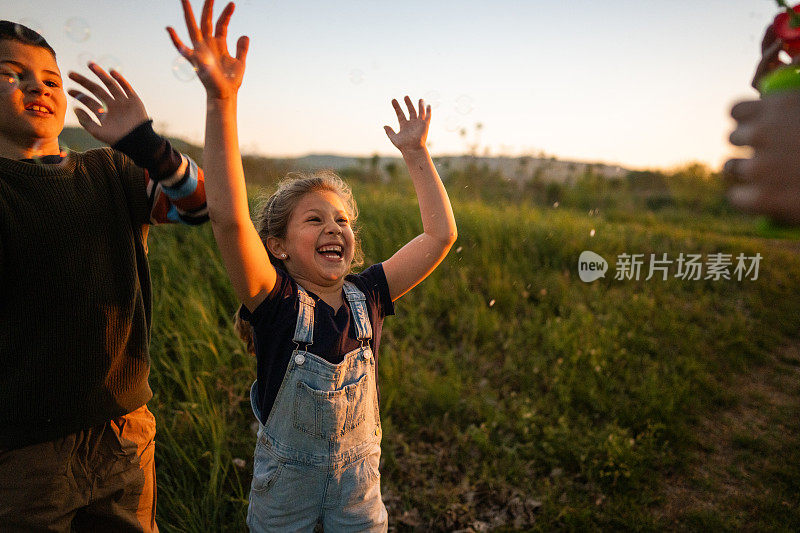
[0, 405, 158, 533]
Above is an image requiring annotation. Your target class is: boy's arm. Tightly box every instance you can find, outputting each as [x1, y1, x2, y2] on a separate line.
[382, 97, 458, 301]
[169, 0, 276, 310]
[68, 64, 207, 225]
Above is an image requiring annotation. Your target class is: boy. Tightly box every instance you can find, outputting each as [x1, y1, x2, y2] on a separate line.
[0, 20, 206, 532]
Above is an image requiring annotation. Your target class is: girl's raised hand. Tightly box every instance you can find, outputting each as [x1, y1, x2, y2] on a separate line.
[384, 96, 431, 154]
[167, 0, 248, 99]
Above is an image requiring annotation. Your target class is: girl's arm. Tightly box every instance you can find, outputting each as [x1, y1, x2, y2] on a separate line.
[168, 0, 276, 311]
[382, 97, 458, 301]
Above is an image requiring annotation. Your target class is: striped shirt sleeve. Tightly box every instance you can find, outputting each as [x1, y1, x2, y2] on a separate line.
[145, 156, 208, 225]
[113, 120, 208, 226]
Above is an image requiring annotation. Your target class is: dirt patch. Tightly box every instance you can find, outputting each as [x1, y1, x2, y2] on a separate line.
[656, 341, 800, 526]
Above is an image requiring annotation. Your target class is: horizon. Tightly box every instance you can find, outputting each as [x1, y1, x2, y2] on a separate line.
[8, 0, 773, 171]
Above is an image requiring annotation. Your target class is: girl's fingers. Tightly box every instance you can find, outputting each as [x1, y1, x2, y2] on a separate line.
[235, 35, 250, 62]
[167, 26, 193, 58]
[200, 0, 215, 38]
[215, 2, 234, 41]
[391, 99, 406, 123]
[404, 95, 417, 119]
[418, 98, 424, 119]
[69, 89, 106, 120]
[426, 104, 432, 121]
[180, 0, 203, 45]
[67, 70, 114, 107]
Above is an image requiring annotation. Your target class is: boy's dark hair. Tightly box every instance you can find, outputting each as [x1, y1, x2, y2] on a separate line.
[0, 21, 56, 59]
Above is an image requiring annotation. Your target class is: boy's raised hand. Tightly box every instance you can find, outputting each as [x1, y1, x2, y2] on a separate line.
[67, 63, 149, 145]
[167, 0, 248, 99]
[384, 96, 431, 154]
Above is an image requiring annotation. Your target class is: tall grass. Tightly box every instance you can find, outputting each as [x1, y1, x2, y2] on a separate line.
[146, 175, 800, 531]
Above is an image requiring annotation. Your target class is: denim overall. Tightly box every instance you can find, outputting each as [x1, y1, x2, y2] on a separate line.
[247, 282, 388, 532]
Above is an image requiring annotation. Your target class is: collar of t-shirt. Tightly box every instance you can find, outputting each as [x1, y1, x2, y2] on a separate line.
[19, 154, 65, 165]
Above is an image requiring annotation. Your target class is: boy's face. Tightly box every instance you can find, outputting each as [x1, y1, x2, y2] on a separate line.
[0, 39, 66, 149]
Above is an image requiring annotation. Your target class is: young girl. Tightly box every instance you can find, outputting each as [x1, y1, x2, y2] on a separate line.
[168, 1, 457, 530]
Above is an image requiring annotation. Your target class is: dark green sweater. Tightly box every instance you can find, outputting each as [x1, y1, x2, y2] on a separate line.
[0, 148, 153, 449]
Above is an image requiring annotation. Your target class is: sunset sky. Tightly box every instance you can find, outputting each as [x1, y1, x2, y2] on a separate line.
[4, 0, 776, 169]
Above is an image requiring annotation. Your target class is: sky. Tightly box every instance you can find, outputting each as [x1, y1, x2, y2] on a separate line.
[1, 0, 778, 170]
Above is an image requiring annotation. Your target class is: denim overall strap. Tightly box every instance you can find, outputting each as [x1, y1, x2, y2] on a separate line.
[294, 285, 316, 346]
[343, 281, 372, 342]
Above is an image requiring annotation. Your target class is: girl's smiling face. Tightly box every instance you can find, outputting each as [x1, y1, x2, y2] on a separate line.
[273, 189, 356, 288]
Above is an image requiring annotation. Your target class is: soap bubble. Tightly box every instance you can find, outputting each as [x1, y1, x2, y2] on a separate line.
[97, 55, 123, 73]
[424, 90, 442, 109]
[444, 115, 464, 132]
[455, 94, 473, 115]
[65, 17, 90, 43]
[172, 56, 197, 82]
[348, 69, 364, 85]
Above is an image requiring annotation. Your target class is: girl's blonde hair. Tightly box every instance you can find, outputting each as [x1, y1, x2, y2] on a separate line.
[234, 171, 364, 355]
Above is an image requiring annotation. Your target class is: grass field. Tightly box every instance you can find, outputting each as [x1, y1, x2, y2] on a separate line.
[146, 166, 800, 531]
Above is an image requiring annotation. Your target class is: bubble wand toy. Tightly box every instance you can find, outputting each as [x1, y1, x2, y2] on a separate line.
[759, 1, 800, 93]
[749, 1, 800, 237]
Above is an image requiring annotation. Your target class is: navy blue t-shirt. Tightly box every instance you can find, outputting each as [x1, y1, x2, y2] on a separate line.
[240, 264, 394, 424]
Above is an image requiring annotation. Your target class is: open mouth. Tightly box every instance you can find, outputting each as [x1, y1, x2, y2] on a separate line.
[25, 102, 54, 115]
[316, 244, 343, 260]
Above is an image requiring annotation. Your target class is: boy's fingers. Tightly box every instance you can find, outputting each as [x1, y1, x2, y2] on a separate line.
[418, 99, 424, 119]
[68, 71, 114, 107]
[180, 0, 203, 45]
[200, 0, 215, 38]
[426, 104, 432, 121]
[74, 107, 101, 135]
[235, 35, 249, 62]
[404, 95, 417, 119]
[109, 70, 138, 99]
[391, 99, 406, 123]
[68, 89, 105, 118]
[88, 62, 125, 100]
[383, 125, 397, 140]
